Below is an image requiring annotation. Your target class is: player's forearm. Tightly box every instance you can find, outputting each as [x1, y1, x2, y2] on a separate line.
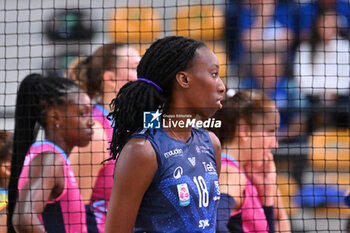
[276, 218, 291, 233]
[13, 213, 46, 233]
[256, 183, 277, 206]
[275, 190, 291, 233]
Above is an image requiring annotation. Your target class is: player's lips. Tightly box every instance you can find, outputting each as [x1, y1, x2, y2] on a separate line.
[216, 96, 224, 108]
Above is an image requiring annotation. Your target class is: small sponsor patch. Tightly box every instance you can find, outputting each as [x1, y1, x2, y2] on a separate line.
[177, 183, 190, 207]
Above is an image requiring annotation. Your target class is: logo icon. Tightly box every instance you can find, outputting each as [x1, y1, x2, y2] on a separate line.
[143, 110, 161, 129]
[177, 183, 190, 206]
[188, 157, 196, 166]
[173, 166, 183, 179]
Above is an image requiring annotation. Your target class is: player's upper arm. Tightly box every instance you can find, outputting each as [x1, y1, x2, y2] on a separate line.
[13, 151, 65, 230]
[105, 137, 158, 233]
[17, 151, 65, 207]
[113, 137, 158, 197]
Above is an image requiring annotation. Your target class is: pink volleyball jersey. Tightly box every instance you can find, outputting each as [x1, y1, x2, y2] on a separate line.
[90, 104, 114, 232]
[18, 140, 88, 233]
[221, 153, 269, 233]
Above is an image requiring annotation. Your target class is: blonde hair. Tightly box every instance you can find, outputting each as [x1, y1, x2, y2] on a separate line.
[67, 43, 128, 99]
[67, 56, 90, 94]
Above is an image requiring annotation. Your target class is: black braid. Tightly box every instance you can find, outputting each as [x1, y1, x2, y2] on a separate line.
[7, 74, 81, 233]
[108, 36, 205, 159]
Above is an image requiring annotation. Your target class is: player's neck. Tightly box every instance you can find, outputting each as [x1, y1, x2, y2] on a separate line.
[165, 127, 192, 142]
[163, 108, 195, 142]
[223, 141, 250, 167]
[44, 134, 73, 157]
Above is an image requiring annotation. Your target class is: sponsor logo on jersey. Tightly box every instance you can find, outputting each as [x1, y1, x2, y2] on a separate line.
[164, 148, 183, 158]
[173, 166, 183, 179]
[202, 162, 216, 173]
[198, 219, 210, 229]
[177, 183, 190, 206]
[214, 180, 221, 196]
[195, 145, 201, 154]
[199, 145, 211, 154]
[188, 157, 196, 166]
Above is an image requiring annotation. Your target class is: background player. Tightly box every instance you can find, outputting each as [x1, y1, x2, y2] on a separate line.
[0, 130, 13, 232]
[213, 89, 291, 232]
[7, 74, 94, 233]
[67, 43, 141, 232]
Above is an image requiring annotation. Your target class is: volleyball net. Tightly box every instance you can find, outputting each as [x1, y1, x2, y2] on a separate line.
[1, 0, 350, 232]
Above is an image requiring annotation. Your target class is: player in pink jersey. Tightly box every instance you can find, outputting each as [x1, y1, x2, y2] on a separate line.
[67, 44, 140, 232]
[8, 74, 94, 233]
[0, 131, 12, 232]
[212, 89, 291, 233]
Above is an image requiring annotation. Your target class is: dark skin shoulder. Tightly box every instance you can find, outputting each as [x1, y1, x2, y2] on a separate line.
[208, 130, 222, 177]
[13, 151, 65, 233]
[105, 137, 158, 233]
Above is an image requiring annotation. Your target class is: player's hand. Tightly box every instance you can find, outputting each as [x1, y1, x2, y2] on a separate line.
[244, 152, 277, 206]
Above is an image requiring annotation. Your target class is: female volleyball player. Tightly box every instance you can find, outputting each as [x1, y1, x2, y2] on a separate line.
[0, 130, 12, 232]
[213, 89, 291, 233]
[68, 44, 141, 232]
[105, 36, 226, 232]
[7, 74, 94, 233]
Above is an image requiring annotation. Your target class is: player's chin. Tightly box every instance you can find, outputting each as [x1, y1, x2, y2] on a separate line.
[79, 132, 93, 147]
[78, 139, 91, 147]
[208, 104, 222, 116]
[201, 108, 219, 119]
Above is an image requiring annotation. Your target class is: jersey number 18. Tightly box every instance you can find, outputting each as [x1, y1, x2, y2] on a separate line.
[193, 176, 209, 208]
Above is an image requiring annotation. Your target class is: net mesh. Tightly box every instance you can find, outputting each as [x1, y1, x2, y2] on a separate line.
[1, 0, 350, 232]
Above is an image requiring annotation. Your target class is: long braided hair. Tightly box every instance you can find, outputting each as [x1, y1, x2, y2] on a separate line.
[108, 36, 205, 159]
[7, 74, 81, 233]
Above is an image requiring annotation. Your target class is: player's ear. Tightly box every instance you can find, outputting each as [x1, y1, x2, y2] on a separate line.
[103, 71, 116, 87]
[46, 106, 64, 130]
[0, 161, 10, 179]
[175, 71, 189, 89]
[103, 71, 115, 81]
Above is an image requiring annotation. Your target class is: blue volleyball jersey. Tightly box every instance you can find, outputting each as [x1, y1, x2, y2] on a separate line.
[130, 127, 220, 233]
